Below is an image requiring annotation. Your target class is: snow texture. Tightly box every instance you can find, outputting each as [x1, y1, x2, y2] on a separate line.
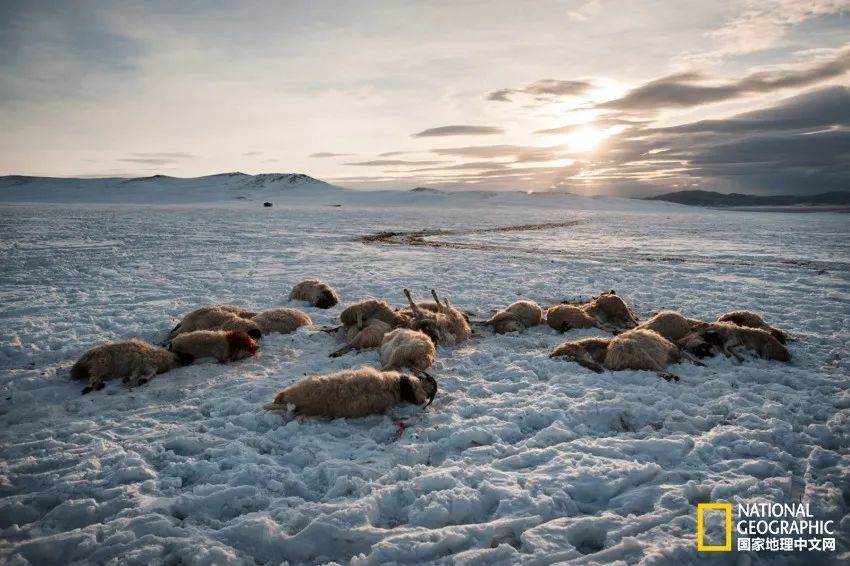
[1, 178, 848, 564]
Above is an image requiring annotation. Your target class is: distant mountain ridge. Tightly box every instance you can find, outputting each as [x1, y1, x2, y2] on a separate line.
[645, 189, 850, 207]
[0, 172, 338, 203]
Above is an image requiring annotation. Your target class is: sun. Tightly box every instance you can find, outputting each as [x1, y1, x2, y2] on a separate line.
[565, 127, 605, 153]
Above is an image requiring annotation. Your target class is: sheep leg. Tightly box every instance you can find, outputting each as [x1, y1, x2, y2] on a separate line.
[130, 368, 157, 387]
[728, 344, 747, 363]
[657, 371, 680, 382]
[403, 289, 424, 317]
[633, 350, 679, 381]
[575, 356, 605, 373]
[431, 289, 451, 314]
[81, 376, 105, 395]
[329, 344, 355, 358]
[680, 350, 706, 367]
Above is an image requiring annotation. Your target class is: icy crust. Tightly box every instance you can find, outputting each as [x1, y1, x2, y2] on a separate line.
[0, 203, 848, 564]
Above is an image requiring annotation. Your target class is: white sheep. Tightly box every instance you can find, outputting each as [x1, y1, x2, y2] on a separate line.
[264, 367, 438, 418]
[380, 328, 437, 372]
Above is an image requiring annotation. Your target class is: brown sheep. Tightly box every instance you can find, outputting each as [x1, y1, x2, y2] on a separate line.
[636, 311, 717, 359]
[485, 300, 544, 334]
[71, 339, 188, 394]
[169, 306, 262, 340]
[330, 311, 394, 358]
[717, 311, 787, 344]
[380, 328, 437, 372]
[252, 308, 312, 334]
[546, 292, 638, 333]
[699, 322, 790, 362]
[550, 329, 692, 381]
[637, 311, 704, 342]
[583, 292, 639, 331]
[400, 289, 472, 345]
[168, 330, 259, 363]
[264, 367, 438, 418]
[546, 304, 597, 331]
[549, 336, 611, 373]
[340, 299, 402, 328]
[603, 329, 684, 381]
[289, 279, 340, 309]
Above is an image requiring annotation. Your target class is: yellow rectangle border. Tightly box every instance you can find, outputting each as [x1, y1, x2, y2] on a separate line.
[697, 503, 732, 551]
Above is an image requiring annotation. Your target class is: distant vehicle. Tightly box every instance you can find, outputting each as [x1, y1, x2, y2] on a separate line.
[263, 202, 273, 207]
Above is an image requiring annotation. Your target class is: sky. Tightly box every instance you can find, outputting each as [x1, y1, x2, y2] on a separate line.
[1, 0, 849, 196]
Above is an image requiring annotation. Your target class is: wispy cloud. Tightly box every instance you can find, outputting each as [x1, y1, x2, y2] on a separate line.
[486, 79, 594, 102]
[411, 125, 504, 137]
[344, 159, 447, 166]
[311, 152, 353, 158]
[600, 45, 850, 111]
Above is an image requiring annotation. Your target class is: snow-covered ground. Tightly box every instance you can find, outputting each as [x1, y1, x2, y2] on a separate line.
[1, 183, 848, 564]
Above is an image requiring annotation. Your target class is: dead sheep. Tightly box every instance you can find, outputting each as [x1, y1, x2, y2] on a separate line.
[289, 279, 340, 309]
[340, 299, 402, 328]
[71, 339, 188, 394]
[603, 328, 686, 381]
[485, 300, 544, 334]
[168, 330, 259, 363]
[400, 289, 472, 345]
[380, 328, 437, 372]
[582, 292, 639, 331]
[545, 304, 597, 331]
[264, 367, 438, 418]
[551, 329, 693, 381]
[169, 306, 262, 340]
[637, 311, 714, 359]
[698, 322, 790, 362]
[716, 310, 787, 344]
[331, 314, 394, 358]
[252, 308, 312, 334]
[546, 292, 639, 333]
[549, 336, 611, 373]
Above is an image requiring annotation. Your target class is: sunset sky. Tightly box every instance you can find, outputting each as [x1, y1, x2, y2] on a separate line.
[1, 0, 849, 195]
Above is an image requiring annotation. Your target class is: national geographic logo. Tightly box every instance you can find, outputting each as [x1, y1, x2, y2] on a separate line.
[697, 502, 837, 553]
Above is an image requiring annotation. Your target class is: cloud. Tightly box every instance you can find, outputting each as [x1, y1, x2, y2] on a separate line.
[581, 86, 850, 194]
[411, 125, 504, 137]
[678, 0, 850, 65]
[485, 79, 593, 102]
[657, 86, 850, 134]
[601, 45, 850, 112]
[430, 144, 564, 162]
[344, 159, 448, 166]
[117, 152, 195, 165]
[310, 152, 352, 158]
[535, 117, 646, 135]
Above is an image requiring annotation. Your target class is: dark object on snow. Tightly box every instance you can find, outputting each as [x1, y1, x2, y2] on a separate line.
[263, 202, 273, 207]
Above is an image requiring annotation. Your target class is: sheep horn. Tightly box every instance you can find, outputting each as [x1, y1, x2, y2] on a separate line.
[422, 374, 437, 408]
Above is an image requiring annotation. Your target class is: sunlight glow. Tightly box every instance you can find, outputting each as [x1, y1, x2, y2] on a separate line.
[564, 127, 606, 152]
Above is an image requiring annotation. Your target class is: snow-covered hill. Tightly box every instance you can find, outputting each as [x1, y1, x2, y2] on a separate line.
[0, 172, 690, 213]
[0, 173, 340, 204]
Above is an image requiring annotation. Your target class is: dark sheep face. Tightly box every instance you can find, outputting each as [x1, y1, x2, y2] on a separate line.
[247, 328, 263, 340]
[315, 290, 338, 309]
